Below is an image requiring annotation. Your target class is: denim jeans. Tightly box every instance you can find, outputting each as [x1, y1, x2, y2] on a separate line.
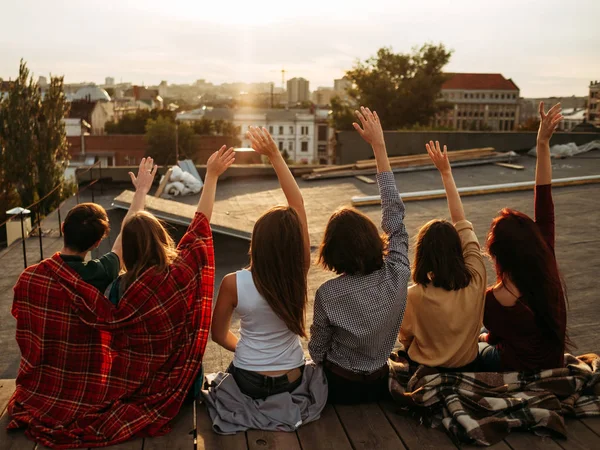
[227, 363, 304, 399]
[478, 342, 502, 372]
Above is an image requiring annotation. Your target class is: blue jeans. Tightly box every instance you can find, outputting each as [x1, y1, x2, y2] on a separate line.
[478, 342, 502, 372]
[227, 363, 304, 399]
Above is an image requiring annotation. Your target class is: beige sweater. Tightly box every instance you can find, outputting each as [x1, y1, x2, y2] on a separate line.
[399, 220, 486, 368]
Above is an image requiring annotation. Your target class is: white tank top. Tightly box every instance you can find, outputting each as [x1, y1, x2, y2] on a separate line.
[232, 269, 305, 372]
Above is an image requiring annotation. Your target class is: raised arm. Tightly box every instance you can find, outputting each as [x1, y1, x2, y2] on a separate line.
[353, 106, 391, 173]
[426, 141, 465, 224]
[247, 126, 310, 273]
[196, 146, 235, 220]
[353, 107, 409, 268]
[536, 102, 562, 186]
[112, 157, 157, 266]
[534, 102, 562, 249]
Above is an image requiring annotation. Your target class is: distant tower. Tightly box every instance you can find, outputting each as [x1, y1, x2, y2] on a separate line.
[38, 76, 48, 89]
[287, 77, 310, 105]
[105, 77, 115, 87]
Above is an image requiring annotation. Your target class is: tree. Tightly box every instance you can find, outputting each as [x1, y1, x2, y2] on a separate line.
[36, 75, 72, 215]
[0, 60, 71, 224]
[105, 109, 175, 134]
[331, 44, 453, 130]
[145, 117, 194, 165]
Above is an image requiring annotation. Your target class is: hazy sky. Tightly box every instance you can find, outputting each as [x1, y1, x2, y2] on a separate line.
[1, 0, 598, 97]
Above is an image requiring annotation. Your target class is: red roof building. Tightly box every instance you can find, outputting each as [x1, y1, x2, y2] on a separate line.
[436, 73, 520, 131]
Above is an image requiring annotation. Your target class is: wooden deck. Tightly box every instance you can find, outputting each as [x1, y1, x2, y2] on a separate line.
[2, 379, 600, 450]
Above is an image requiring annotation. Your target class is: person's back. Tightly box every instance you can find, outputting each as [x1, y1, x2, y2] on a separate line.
[233, 269, 304, 372]
[309, 107, 411, 404]
[399, 140, 487, 370]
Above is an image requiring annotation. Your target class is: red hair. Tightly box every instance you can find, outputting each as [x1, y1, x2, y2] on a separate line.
[486, 208, 568, 349]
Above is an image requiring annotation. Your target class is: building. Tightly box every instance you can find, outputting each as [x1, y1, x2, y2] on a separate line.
[287, 78, 310, 105]
[105, 77, 115, 87]
[158, 81, 168, 98]
[123, 85, 163, 109]
[588, 80, 600, 127]
[333, 77, 352, 101]
[435, 73, 520, 131]
[519, 96, 587, 125]
[179, 107, 320, 163]
[314, 109, 334, 164]
[68, 100, 115, 135]
[312, 87, 336, 107]
[73, 86, 112, 102]
[559, 108, 587, 131]
[38, 76, 48, 89]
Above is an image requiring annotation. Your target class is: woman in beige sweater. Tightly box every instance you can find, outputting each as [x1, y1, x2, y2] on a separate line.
[399, 141, 486, 370]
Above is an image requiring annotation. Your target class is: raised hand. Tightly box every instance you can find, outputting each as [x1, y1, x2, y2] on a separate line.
[538, 102, 563, 144]
[426, 141, 451, 175]
[353, 106, 384, 149]
[129, 157, 157, 195]
[206, 145, 235, 178]
[247, 126, 280, 159]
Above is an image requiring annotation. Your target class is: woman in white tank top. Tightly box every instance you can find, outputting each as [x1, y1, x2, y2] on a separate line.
[211, 126, 310, 399]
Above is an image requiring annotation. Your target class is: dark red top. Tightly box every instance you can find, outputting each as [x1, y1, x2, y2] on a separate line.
[483, 184, 567, 371]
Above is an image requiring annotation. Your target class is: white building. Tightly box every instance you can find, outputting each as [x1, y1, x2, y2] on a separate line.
[560, 108, 587, 131]
[287, 78, 310, 105]
[179, 107, 321, 163]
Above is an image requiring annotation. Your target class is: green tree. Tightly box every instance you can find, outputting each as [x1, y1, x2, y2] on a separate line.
[331, 44, 453, 130]
[36, 75, 72, 215]
[145, 117, 194, 165]
[0, 60, 71, 224]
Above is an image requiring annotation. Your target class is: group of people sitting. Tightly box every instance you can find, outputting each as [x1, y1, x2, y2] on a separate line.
[7, 102, 567, 447]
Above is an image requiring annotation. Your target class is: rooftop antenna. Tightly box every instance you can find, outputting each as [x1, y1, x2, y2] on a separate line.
[281, 68, 286, 91]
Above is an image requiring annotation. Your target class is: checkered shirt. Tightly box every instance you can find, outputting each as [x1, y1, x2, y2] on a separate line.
[8, 212, 214, 449]
[309, 171, 410, 374]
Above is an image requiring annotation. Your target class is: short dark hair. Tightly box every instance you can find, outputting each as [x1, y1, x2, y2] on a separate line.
[412, 219, 472, 291]
[63, 203, 110, 252]
[318, 207, 385, 276]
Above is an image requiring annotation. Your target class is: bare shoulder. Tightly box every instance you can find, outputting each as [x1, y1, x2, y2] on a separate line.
[217, 272, 238, 307]
[492, 284, 519, 307]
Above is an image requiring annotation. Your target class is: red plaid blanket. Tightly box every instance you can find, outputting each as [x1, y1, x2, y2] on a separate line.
[7, 212, 214, 449]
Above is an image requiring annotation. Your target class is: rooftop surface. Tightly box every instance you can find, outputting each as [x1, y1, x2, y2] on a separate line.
[1, 151, 599, 379]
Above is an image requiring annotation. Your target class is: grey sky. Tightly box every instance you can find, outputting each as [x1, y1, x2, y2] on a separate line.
[1, 0, 598, 97]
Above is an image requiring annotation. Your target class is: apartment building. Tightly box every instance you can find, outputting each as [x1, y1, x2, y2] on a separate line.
[588, 80, 600, 127]
[287, 78, 310, 104]
[435, 73, 520, 131]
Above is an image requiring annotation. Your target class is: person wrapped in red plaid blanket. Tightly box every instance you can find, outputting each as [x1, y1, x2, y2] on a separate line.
[7, 148, 235, 449]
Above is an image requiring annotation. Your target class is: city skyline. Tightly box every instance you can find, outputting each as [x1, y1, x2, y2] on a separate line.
[1, 0, 598, 97]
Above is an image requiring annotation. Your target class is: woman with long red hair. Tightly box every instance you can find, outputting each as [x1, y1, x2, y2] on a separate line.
[478, 102, 568, 371]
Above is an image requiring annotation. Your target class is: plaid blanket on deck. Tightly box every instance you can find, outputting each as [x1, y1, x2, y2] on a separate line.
[388, 351, 600, 446]
[7, 212, 214, 449]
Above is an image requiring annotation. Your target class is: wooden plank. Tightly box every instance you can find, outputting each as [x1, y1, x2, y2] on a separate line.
[0, 380, 15, 415]
[154, 167, 173, 198]
[0, 410, 37, 450]
[495, 162, 525, 170]
[355, 147, 496, 165]
[312, 164, 357, 174]
[196, 402, 248, 450]
[379, 400, 455, 449]
[297, 404, 352, 450]
[551, 419, 600, 449]
[144, 403, 194, 450]
[355, 175, 376, 184]
[93, 439, 144, 450]
[580, 417, 600, 436]
[247, 430, 301, 450]
[504, 432, 562, 450]
[335, 403, 407, 450]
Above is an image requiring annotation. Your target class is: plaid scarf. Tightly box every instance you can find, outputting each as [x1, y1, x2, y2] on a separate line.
[388, 351, 600, 446]
[8, 213, 214, 449]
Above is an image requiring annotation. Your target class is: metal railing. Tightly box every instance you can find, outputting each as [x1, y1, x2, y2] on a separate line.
[1, 161, 104, 268]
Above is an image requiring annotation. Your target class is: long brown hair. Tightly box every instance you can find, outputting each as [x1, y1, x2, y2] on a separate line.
[249, 206, 307, 337]
[487, 208, 569, 348]
[121, 211, 178, 292]
[413, 219, 472, 291]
